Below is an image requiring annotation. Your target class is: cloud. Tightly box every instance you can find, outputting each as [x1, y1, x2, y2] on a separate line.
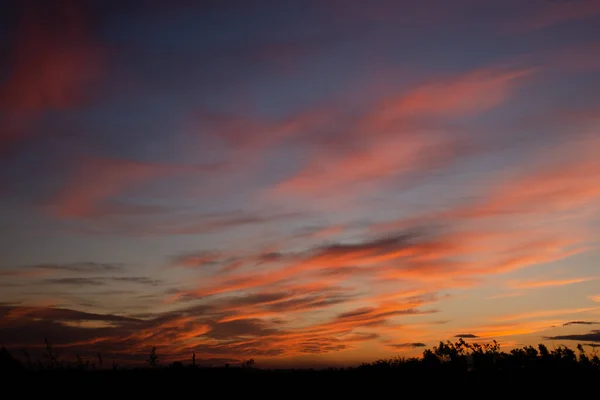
[454, 334, 479, 338]
[510, 0, 600, 32]
[545, 330, 600, 343]
[0, 306, 139, 324]
[0, 279, 436, 362]
[82, 208, 305, 237]
[370, 67, 535, 121]
[562, 321, 600, 327]
[169, 210, 304, 235]
[590, 295, 600, 302]
[388, 342, 426, 349]
[41, 276, 163, 287]
[171, 252, 223, 268]
[508, 277, 597, 289]
[157, 129, 600, 360]
[34, 262, 124, 273]
[459, 319, 567, 339]
[177, 221, 589, 306]
[43, 277, 107, 287]
[494, 308, 597, 322]
[445, 136, 600, 220]
[169, 249, 288, 275]
[176, 231, 436, 298]
[0, 0, 103, 152]
[270, 66, 535, 200]
[0, 262, 125, 278]
[110, 277, 162, 286]
[48, 157, 218, 219]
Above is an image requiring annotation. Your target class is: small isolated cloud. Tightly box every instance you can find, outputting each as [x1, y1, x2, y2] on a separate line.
[562, 321, 600, 326]
[454, 334, 479, 338]
[388, 343, 426, 349]
[590, 295, 600, 302]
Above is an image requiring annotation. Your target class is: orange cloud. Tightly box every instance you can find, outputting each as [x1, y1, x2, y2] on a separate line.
[590, 295, 600, 303]
[178, 222, 588, 305]
[508, 277, 597, 290]
[1, 290, 432, 361]
[468, 320, 564, 339]
[493, 307, 597, 323]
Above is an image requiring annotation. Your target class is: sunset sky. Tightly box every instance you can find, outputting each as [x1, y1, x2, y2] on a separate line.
[1, 0, 600, 367]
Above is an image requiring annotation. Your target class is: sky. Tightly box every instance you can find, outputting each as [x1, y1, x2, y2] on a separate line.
[1, 0, 600, 367]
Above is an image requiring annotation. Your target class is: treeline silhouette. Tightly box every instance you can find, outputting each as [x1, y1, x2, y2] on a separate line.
[2, 338, 599, 395]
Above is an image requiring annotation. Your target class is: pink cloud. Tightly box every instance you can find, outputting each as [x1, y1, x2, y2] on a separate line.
[0, 1, 103, 150]
[510, 1, 600, 32]
[48, 157, 211, 219]
[270, 67, 535, 199]
[368, 67, 536, 124]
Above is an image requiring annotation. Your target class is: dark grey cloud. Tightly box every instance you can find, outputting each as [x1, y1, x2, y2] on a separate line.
[43, 277, 106, 286]
[0, 306, 140, 323]
[33, 262, 125, 273]
[256, 252, 285, 263]
[224, 292, 289, 308]
[389, 342, 426, 349]
[315, 232, 424, 258]
[43, 276, 163, 287]
[545, 330, 600, 343]
[111, 276, 162, 286]
[338, 308, 373, 319]
[266, 295, 350, 313]
[344, 333, 380, 342]
[562, 321, 600, 326]
[0, 262, 125, 277]
[454, 333, 479, 338]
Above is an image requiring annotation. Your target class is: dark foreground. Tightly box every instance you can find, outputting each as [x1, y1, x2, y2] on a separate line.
[2, 341, 599, 396]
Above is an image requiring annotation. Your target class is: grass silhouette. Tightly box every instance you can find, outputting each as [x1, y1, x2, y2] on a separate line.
[1, 338, 598, 395]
